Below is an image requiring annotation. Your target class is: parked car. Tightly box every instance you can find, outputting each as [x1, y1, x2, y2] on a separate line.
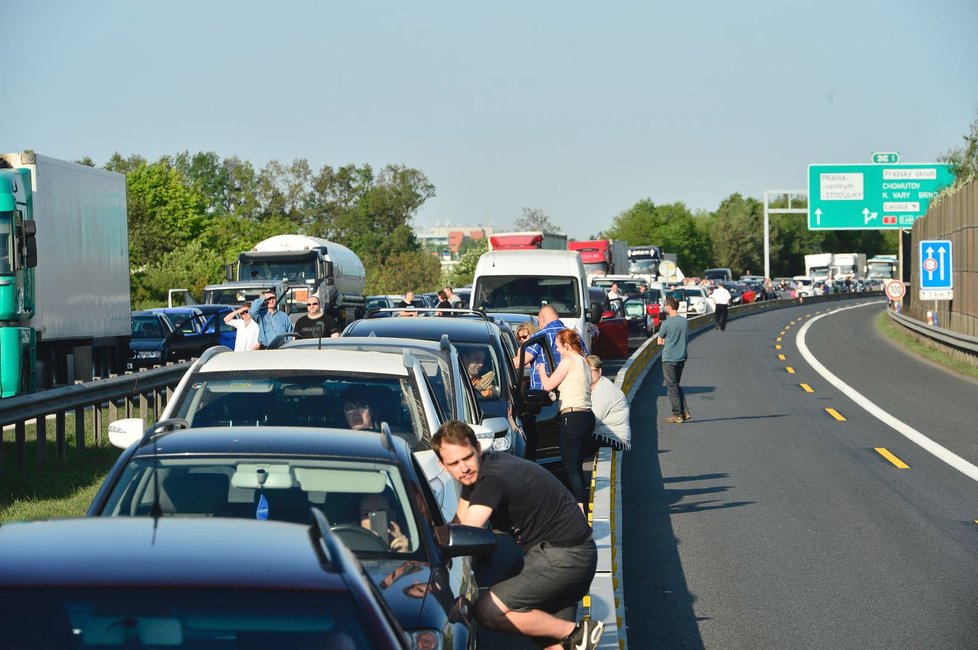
[344, 311, 529, 460]
[588, 287, 630, 359]
[127, 310, 177, 370]
[107, 346, 495, 524]
[0, 515, 411, 649]
[723, 281, 755, 305]
[89, 425, 495, 650]
[366, 294, 397, 317]
[283, 335, 514, 453]
[668, 286, 712, 317]
[148, 306, 231, 361]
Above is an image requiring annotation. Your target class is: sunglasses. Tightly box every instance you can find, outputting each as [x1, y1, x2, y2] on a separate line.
[308, 302, 320, 306]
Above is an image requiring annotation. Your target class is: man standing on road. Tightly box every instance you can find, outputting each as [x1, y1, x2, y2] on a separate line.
[293, 296, 340, 340]
[433, 420, 604, 650]
[444, 285, 463, 309]
[657, 297, 690, 424]
[711, 282, 732, 331]
[249, 290, 293, 349]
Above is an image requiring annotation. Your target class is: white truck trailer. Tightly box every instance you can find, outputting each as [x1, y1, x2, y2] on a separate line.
[804, 253, 834, 283]
[0, 153, 131, 394]
[831, 253, 867, 282]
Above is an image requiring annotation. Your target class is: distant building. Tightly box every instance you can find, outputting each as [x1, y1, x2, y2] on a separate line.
[416, 224, 493, 267]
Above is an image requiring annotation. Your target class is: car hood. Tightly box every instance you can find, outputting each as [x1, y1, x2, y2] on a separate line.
[129, 338, 166, 353]
[362, 559, 452, 631]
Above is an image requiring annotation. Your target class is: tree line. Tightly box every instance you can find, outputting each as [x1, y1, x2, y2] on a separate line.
[78, 115, 975, 307]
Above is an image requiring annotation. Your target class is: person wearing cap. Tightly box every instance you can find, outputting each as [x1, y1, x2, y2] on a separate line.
[249, 290, 293, 348]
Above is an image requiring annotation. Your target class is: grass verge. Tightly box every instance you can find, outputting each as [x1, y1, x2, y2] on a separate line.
[876, 311, 978, 381]
[0, 412, 120, 522]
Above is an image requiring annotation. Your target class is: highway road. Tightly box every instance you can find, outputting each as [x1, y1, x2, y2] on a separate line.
[621, 299, 978, 648]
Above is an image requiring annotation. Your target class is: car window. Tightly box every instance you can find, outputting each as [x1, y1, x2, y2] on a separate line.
[456, 343, 502, 402]
[132, 316, 164, 339]
[4, 587, 374, 649]
[171, 370, 429, 449]
[474, 275, 581, 318]
[99, 456, 422, 556]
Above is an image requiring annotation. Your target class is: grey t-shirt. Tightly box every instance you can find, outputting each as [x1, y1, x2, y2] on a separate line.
[658, 315, 688, 363]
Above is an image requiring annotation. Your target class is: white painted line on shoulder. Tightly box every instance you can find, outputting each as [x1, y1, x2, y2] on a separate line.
[796, 301, 978, 483]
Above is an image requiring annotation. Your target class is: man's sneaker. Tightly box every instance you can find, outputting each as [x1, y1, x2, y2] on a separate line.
[664, 415, 684, 424]
[560, 618, 605, 650]
[682, 410, 692, 421]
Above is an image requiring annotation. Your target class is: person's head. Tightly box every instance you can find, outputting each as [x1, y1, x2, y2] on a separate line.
[639, 283, 648, 293]
[263, 291, 278, 311]
[443, 286, 455, 297]
[515, 321, 539, 344]
[555, 328, 585, 356]
[404, 290, 414, 303]
[537, 305, 559, 327]
[341, 385, 376, 431]
[240, 301, 253, 320]
[611, 283, 619, 293]
[664, 296, 680, 314]
[432, 420, 481, 486]
[360, 493, 393, 530]
[306, 296, 321, 314]
[586, 353, 603, 383]
[460, 347, 486, 378]
[437, 290, 448, 301]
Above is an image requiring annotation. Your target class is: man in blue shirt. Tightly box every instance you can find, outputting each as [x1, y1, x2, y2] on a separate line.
[249, 290, 293, 348]
[657, 296, 690, 424]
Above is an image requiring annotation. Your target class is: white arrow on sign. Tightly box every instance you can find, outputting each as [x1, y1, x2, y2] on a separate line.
[924, 246, 936, 280]
[862, 207, 878, 225]
[815, 208, 822, 225]
[938, 245, 946, 281]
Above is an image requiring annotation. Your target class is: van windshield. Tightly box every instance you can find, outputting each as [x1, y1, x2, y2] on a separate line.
[473, 275, 581, 318]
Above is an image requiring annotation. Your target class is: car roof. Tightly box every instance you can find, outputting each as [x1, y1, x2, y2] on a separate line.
[0, 517, 348, 590]
[131, 426, 410, 460]
[345, 315, 500, 344]
[285, 335, 452, 356]
[195, 349, 410, 375]
[150, 307, 203, 315]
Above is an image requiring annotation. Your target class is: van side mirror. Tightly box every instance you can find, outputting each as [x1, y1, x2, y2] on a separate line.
[588, 302, 603, 324]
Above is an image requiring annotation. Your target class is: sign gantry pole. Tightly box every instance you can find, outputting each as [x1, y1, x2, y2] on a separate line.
[762, 190, 807, 280]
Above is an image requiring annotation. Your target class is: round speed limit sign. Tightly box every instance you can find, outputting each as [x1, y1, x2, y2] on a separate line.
[884, 279, 906, 301]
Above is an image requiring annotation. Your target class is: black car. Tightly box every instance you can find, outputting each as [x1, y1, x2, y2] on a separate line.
[128, 310, 176, 370]
[88, 424, 496, 650]
[344, 312, 530, 458]
[0, 515, 410, 649]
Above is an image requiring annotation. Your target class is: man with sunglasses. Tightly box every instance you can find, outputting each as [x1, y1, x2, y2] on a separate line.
[294, 296, 340, 340]
[249, 290, 293, 349]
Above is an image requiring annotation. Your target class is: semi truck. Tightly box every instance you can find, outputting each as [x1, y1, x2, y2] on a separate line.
[203, 235, 366, 326]
[626, 246, 662, 280]
[0, 153, 131, 396]
[830, 253, 867, 282]
[804, 253, 834, 283]
[488, 231, 568, 251]
[567, 239, 629, 278]
[866, 255, 898, 283]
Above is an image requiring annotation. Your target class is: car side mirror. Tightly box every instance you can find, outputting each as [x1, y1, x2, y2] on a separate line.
[108, 418, 146, 449]
[588, 303, 603, 325]
[434, 523, 497, 558]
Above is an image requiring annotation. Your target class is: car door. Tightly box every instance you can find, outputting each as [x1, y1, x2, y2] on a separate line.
[594, 300, 629, 358]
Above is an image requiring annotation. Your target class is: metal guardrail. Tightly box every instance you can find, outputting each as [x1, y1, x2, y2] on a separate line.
[887, 309, 978, 355]
[0, 363, 188, 474]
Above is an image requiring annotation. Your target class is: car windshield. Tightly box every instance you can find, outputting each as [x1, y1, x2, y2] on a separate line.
[473, 275, 581, 317]
[1, 587, 372, 649]
[590, 278, 643, 295]
[132, 316, 164, 339]
[170, 370, 429, 449]
[97, 456, 421, 556]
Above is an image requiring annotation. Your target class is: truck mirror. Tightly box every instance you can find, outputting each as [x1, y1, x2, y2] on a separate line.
[324, 261, 333, 277]
[22, 220, 37, 236]
[588, 302, 603, 324]
[24, 234, 38, 268]
[326, 277, 334, 286]
[224, 264, 234, 281]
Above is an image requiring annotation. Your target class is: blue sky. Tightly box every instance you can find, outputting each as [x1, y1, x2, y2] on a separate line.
[8, 0, 977, 239]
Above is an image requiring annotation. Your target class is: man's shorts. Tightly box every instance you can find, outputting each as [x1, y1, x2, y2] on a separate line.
[490, 538, 597, 622]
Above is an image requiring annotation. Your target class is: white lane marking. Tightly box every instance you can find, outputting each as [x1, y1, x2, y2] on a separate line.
[796, 301, 978, 483]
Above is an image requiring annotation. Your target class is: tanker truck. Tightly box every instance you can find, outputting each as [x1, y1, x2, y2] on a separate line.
[0, 152, 131, 396]
[203, 235, 366, 326]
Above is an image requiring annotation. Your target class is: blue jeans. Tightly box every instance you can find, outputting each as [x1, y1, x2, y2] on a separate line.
[662, 361, 687, 416]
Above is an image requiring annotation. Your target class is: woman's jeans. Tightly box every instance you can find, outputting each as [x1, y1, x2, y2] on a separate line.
[559, 410, 596, 503]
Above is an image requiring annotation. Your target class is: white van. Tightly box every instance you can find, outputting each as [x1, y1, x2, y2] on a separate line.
[792, 275, 815, 297]
[472, 250, 599, 349]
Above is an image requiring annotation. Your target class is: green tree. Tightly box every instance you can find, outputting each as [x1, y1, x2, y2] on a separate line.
[367, 251, 442, 296]
[445, 237, 488, 288]
[939, 112, 978, 188]
[603, 199, 712, 274]
[514, 207, 562, 233]
[710, 193, 764, 276]
[104, 152, 147, 176]
[134, 240, 226, 308]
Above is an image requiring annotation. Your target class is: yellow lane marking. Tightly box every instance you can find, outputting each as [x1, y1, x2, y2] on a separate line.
[875, 448, 909, 469]
[786, 366, 795, 374]
[775, 344, 782, 350]
[800, 383, 814, 392]
[825, 408, 846, 421]
[790, 320, 797, 325]
[778, 354, 786, 360]
[779, 330, 786, 336]
[776, 337, 782, 342]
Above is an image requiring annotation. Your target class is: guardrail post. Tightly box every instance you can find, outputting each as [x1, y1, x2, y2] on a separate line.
[139, 394, 148, 422]
[36, 415, 46, 466]
[93, 403, 103, 445]
[75, 406, 85, 450]
[56, 411, 66, 460]
[15, 421, 26, 470]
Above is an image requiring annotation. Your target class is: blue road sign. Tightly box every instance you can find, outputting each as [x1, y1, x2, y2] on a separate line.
[919, 239, 953, 300]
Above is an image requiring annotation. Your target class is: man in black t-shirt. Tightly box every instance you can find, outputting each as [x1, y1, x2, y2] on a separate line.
[293, 297, 339, 339]
[433, 421, 604, 650]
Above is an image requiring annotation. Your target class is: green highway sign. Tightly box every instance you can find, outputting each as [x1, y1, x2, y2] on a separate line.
[808, 163, 955, 230]
[871, 152, 900, 164]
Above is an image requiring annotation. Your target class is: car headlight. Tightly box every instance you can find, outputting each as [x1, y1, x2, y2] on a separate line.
[493, 436, 512, 451]
[409, 629, 443, 650]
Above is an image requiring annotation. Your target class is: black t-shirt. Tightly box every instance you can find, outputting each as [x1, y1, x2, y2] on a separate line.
[462, 452, 592, 548]
[294, 314, 339, 339]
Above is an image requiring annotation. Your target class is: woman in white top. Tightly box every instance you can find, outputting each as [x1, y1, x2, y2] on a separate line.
[537, 328, 594, 508]
[223, 302, 260, 351]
